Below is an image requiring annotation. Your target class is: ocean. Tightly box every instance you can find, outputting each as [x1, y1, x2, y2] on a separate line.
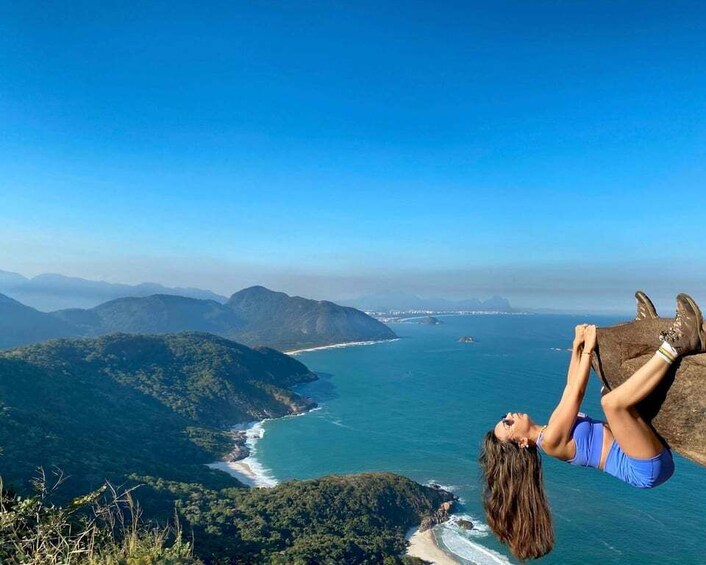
[250, 314, 706, 564]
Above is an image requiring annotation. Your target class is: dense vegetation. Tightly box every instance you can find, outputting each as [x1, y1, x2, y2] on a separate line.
[0, 471, 199, 564]
[226, 286, 397, 350]
[0, 331, 454, 563]
[0, 468, 451, 564]
[0, 286, 397, 351]
[0, 332, 315, 498]
[145, 472, 455, 564]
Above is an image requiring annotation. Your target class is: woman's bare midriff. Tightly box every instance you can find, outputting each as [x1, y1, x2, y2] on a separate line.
[599, 423, 615, 470]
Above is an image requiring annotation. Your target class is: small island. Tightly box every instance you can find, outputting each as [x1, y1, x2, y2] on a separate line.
[458, 336, 475, 343]
[419, 316, 442, 325]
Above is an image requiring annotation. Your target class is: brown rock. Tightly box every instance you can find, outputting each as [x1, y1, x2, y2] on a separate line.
[419, 499, 456, 531]
[593, 318, 706, 467]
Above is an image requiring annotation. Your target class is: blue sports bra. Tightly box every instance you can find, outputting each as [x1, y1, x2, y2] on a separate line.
[537, 412, 605, 469]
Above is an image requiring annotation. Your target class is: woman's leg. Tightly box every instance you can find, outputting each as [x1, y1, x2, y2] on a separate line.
[600, 293, 704, 459]
[601, 354, 671, 458]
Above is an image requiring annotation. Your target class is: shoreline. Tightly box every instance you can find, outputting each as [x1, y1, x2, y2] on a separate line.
[207, 337, 401, 485]
[406, 527, 460, 565]
[284, 337, 399, 355]
[207, 421, 278, 488]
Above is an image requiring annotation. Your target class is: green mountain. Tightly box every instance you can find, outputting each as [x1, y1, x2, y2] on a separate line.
[53, 294, 245, 336]
[0, 331, 455, 563]
[0, 332, 315, 496]
[150, 472, 455, 563]
[0, 285, 397, 351]
[226, 286, 398, 350]
[0, 293, 79, 349]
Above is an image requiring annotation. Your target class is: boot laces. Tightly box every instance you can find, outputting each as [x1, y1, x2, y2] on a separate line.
[660, 308, 685, 345]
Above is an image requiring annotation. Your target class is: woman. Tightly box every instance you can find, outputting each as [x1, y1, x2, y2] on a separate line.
[479, 293, 704, 561]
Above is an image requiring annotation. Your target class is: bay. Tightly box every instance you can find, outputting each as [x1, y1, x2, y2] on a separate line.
[256, 314, 706, 564]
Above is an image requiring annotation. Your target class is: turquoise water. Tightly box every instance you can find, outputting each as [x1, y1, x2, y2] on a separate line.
[256, 315, 706, 564]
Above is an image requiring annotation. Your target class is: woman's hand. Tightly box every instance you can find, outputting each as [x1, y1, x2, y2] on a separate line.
[573, 324, 588, 349]
[583, 325, 597, 353]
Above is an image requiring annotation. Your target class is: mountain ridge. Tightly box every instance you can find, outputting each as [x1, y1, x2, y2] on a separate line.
[0, 286, 397, 351]
[0, 269, 227, 311]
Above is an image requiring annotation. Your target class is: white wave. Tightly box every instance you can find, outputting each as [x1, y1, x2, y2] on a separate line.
[434, 514, 513, 565]
[207, 420, 278, 488]
[425, 479, 459, 492]
[446, 514, 490, 536]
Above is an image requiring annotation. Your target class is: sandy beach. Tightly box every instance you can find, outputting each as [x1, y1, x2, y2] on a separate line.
[285, 338, 399, 356]
[406, 528, 459, 565]
[207, 459, 263, 487]
[206, 421, 278, 488]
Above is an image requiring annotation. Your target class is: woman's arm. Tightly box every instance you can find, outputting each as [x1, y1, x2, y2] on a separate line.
[543, 325, 597, 453]
[566, 324, 586, 385]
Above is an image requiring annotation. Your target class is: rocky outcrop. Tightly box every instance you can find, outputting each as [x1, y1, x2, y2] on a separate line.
[420, 500, 456, 531]
[593, 318, 706, 467]
[458, 336, 475, 343]
[223, 431, 250, 462]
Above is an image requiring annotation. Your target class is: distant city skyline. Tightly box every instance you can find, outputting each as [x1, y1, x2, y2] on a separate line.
[2, 2, 705, 312]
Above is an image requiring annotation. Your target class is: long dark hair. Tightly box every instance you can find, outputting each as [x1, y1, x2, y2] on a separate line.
[479, 430, 554, 560]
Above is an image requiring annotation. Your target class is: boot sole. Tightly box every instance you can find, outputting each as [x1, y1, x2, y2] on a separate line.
[635, 290, 659, 319]
[677, 293, 705, 353]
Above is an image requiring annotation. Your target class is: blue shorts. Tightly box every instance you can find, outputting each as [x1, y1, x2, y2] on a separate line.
[603, 441, 674, 489]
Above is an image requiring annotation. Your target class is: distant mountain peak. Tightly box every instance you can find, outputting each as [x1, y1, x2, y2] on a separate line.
[228, 285, 290, 303]
[234, 285, 282, 295]
[240, 285, 276, 294]
[0, 269, 228, 311]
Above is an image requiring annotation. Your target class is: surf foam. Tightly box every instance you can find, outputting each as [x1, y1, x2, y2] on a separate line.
[208, 420, 278, 488]
[434, 514, 513, 565]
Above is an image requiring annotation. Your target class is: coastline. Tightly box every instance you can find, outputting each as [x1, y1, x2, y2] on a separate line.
[284, 337, 399, 356]
[207, 459, 263, 488]
[406, 527, 460, 565]
[207, 421, 278, 488]
[207, 337, 399, 485]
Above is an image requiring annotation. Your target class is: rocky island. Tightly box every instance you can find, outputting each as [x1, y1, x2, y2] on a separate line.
[458, 336, 476, 343]
[419, 316, 442, 325]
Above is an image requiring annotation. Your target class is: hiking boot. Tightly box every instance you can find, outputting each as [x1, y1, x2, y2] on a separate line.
[659, 293, 705, 356]
[635, 290, 658, 320]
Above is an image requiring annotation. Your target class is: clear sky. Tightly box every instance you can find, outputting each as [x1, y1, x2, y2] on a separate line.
[2, 1, 705, 311]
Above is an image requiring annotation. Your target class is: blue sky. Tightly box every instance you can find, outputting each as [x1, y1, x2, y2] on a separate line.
[2, 1, 705, 310]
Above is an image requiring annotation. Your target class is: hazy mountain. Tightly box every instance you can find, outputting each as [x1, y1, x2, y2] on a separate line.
[0, 269, 227, 311]
[0, 286, 397, 351]
[227, 286, 398, 350]
[343, 290, 512, 312]
[53, 294, 245, 336]
[0, 293, 80, 348]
